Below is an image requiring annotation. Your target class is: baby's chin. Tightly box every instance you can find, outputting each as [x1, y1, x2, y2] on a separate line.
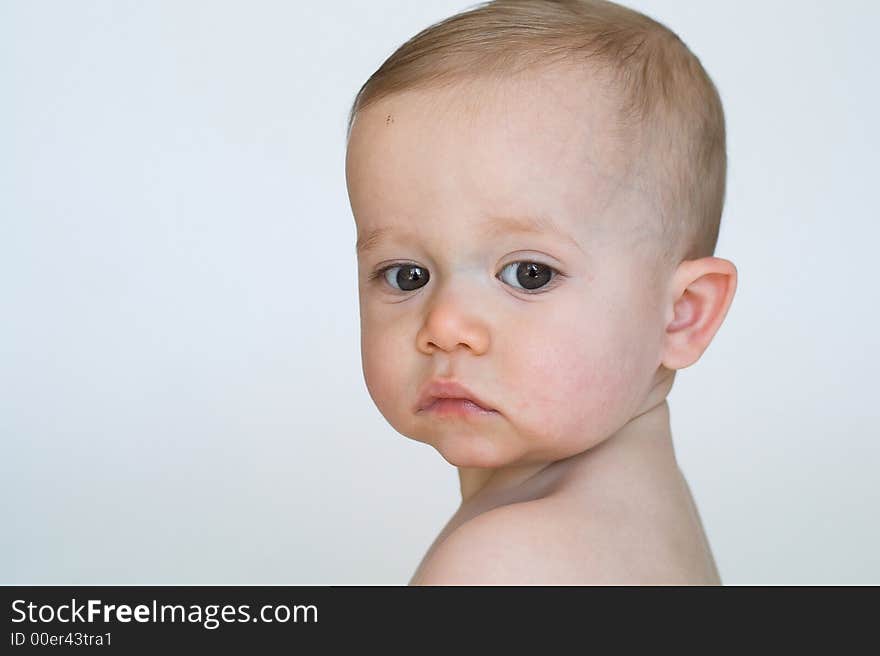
[392, 409, 608, 469]
[413, 427, 563, 470]
[434, 437, 512, 469]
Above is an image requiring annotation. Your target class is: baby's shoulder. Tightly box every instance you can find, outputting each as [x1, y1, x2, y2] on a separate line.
[411, 497, 606, 585]
[410, 491, 712, 585]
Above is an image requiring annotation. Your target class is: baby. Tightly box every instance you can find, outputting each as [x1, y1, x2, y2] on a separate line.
[344, 0, 737, 585]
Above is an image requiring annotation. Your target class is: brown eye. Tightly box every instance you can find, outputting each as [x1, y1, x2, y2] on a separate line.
[382, 264, 429, 292]
[498, 261, 556, 291]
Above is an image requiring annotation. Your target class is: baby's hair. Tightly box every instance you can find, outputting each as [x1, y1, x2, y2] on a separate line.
[347, 0, 726, 268]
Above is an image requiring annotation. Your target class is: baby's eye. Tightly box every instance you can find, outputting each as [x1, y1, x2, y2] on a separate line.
[379, 264, 430, 292]
[498, 261, 557, 292]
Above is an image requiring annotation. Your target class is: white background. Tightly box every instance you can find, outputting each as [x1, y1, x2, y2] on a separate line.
[2, 1, 877, 584]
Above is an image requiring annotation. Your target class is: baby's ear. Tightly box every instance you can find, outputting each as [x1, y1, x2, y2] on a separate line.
[661, 257, 738, 370]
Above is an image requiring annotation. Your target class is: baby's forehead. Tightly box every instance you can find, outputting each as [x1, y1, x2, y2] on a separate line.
[361, 65, 625, 147]
[351, 78, 651, 240]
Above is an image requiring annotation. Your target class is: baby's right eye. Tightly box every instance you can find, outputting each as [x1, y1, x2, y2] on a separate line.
[376, 264, 430, 292]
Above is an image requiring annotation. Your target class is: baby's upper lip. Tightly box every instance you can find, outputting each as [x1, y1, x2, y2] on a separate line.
[416, 379, 496, 412]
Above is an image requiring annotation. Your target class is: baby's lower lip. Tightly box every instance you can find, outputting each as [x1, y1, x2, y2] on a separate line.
[421, 398, 498, 417]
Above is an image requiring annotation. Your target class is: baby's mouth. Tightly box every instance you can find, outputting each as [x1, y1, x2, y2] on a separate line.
[419, 398, 498, 417]
[415, 378, 498, 415]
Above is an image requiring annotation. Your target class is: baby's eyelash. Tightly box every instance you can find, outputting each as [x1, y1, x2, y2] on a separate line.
[368, 264, 401, 281]
[368, 261, 418, 278]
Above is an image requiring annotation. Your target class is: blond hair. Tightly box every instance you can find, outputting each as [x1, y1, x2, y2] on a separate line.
[346, 0, 727, 266]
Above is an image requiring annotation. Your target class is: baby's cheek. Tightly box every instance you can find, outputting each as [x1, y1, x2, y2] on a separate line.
[523, 333, 635, 454]
[361, 328, 404, 420]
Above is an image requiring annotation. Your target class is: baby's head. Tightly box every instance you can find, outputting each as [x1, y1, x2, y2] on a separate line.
[344, 0, 736, 477]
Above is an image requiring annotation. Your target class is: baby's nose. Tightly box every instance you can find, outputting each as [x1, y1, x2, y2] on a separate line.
[415, 288, 490, 356]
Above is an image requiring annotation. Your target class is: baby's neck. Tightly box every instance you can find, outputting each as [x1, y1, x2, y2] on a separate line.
[457, 395, 676, 507]
[458, 461, 550, 503]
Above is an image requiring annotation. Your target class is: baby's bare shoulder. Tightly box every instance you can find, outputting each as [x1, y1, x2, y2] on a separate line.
[411, 495, 711, 585]
[410, 498, 609, 585]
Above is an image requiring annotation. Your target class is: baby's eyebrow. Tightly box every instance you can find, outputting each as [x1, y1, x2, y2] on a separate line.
[480, 215, 584, 253]
[355, 226, 392, 255]
[355, 214, 583, 255]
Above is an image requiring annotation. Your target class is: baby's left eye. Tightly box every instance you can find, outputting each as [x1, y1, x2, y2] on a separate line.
[498, 261, 558, 292]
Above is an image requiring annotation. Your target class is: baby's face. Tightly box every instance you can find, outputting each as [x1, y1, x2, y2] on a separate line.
[345, 68, 670, 469]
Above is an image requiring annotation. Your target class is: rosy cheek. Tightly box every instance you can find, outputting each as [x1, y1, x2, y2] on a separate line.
[562, 352, 612, 417]
[516, 326, 631, 446]
[502, 338, 590, 419]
